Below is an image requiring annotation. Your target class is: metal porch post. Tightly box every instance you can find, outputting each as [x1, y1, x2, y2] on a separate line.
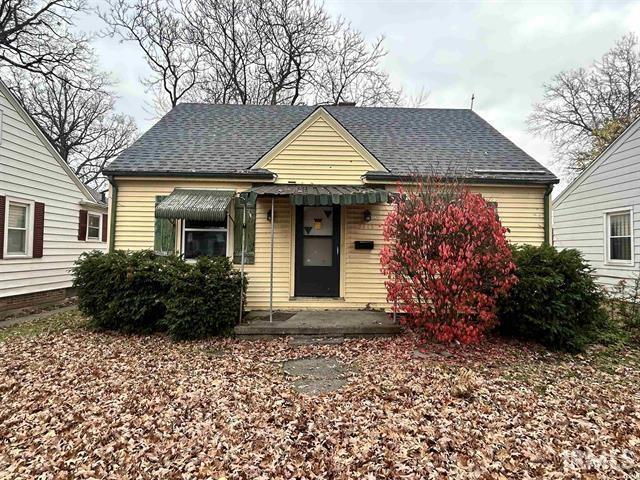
[239, 203, 247, 324]
[269, 196, 275, 322]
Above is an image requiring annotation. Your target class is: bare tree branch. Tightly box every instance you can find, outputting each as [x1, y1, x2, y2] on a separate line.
[100, 0, 201, 115]
[529, 33, 640, 172]
[109, 0, 404, 107]
[0, 0, 88, 79]
[6, 65, 138, 191]
[313, 26, 400, 106]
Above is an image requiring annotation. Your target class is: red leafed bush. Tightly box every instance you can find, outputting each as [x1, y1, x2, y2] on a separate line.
[380, 179, 517, 344]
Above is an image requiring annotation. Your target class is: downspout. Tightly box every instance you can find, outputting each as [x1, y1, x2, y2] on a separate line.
[543, 184, 553, 245]
[108, 176, 118, 253]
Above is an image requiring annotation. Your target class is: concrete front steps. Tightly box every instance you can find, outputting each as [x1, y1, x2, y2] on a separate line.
[234, 310, 402, 339]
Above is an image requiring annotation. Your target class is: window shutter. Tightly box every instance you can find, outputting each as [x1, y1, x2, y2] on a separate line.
[102, 213, 108, 242]
[154, 196, 175, 254]
[33, 202, 45, 258]
[78, 209, 88, 240]
[233, 198, 256, 265]
[0, 195, 5, 259]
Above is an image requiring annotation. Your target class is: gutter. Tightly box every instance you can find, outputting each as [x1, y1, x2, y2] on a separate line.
[102, 170, 277, 181]
[363, 172, 560, 187]
[108, 176, 118, 253]
[79, 200, 108, 211]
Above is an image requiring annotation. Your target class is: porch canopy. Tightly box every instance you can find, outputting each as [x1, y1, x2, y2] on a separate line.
[240, 184, 391, 206]
[155, 189, 235, 221]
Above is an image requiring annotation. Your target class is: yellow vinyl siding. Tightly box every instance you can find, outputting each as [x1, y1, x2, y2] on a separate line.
[244, 198, 292, 309]
[113, 178, 546, 310]
[471, 186, 545, 245]
[113, 179, 250, 251]
[343, 204, 390, 309]
[261, 116, 377, 185]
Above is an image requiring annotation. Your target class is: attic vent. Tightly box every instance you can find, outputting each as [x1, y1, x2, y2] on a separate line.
[337, 101, 356, 107]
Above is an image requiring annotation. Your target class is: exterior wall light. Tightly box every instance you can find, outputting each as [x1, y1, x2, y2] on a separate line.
[363, 209, 372, 222]
[267, 209, 273, 222]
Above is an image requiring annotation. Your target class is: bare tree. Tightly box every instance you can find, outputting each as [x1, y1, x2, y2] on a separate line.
[250, 0, 332, 105]
[106, 0, 402, 108]
[182, 0, 256, 104]
[7, 67, 138, 190]
[0, 0, 88, 78]
[100, 0, 201, 114]
[183, 0, 333, 105]
[313, 27, 400, 106]
[402, 85, 430, 108]
[529, 33, 640, 172]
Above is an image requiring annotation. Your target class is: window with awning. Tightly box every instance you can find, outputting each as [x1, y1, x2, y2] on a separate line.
[155, 189, 236, 221]
[154, 189, 236, 258]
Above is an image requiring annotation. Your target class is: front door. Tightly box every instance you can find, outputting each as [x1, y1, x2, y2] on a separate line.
[295, 205, 340, 297]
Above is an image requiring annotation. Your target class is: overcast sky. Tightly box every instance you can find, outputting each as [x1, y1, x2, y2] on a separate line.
[85, 0, 640, 190]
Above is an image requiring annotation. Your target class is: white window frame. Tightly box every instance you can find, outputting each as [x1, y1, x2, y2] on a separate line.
[86, 212, 102, 241]
[4, 197, 34, 259]
[180, 215, 231, 260]
[604, 207, 634, 266]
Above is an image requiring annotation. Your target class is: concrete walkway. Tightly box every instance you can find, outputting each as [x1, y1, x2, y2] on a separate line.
[283, 357, 352, 394]
[0, 305, 77, 329]
[235, 310, 402, 338]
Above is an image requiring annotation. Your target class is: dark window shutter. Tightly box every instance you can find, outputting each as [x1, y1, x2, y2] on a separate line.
[154, 196, 175, 254]
[78, 209, 88, 240]
[233, 198, 256, 265]
[33, 202, 45, 258]
[102, 213, 108, 242]
[0, 195, 5, 259]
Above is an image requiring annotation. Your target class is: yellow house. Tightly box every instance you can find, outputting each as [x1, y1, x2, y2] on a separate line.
[104, 104, 558, 312]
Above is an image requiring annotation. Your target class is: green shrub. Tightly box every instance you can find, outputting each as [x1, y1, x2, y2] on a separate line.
[162, 256, 245, 340]
[72, 251, 245, 339]
[609, 276, 640, 328]
[497, 244, 607, 352]
[72, 250, 176, 332]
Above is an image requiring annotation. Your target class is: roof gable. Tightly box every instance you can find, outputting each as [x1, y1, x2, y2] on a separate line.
[553, 116, 640, 208]
[253, 108, 387, 184]
[0, 79, 102, 206]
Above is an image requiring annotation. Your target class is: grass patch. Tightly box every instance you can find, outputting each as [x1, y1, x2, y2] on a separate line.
[0, 309, 87, 342]
[589, 343, 640, 374]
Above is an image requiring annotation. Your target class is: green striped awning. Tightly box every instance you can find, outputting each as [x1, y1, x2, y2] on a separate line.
[155, 189, 235, 221]
[240, 185, 391, 206]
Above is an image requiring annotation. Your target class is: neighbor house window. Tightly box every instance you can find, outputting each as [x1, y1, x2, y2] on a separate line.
[606, 210, 633, 263]
[87, 213, 101, 240]
[6, 201, 29, 255]
[183, 219, 227, 259]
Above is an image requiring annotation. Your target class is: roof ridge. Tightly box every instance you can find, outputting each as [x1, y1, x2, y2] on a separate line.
[174, 102, 471, 112]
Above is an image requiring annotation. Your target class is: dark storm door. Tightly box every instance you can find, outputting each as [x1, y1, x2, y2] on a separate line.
[295, 205, 341, 297]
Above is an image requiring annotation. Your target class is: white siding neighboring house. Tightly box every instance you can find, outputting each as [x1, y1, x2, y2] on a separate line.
[0, 79, 107, 312]
[553, 117, 640, 291]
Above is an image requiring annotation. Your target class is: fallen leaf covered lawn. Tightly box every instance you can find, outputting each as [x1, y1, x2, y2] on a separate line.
[1, 311, 639, 479]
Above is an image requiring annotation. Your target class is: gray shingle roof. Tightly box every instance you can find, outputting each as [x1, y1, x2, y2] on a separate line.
[105, 104, 557, 184]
